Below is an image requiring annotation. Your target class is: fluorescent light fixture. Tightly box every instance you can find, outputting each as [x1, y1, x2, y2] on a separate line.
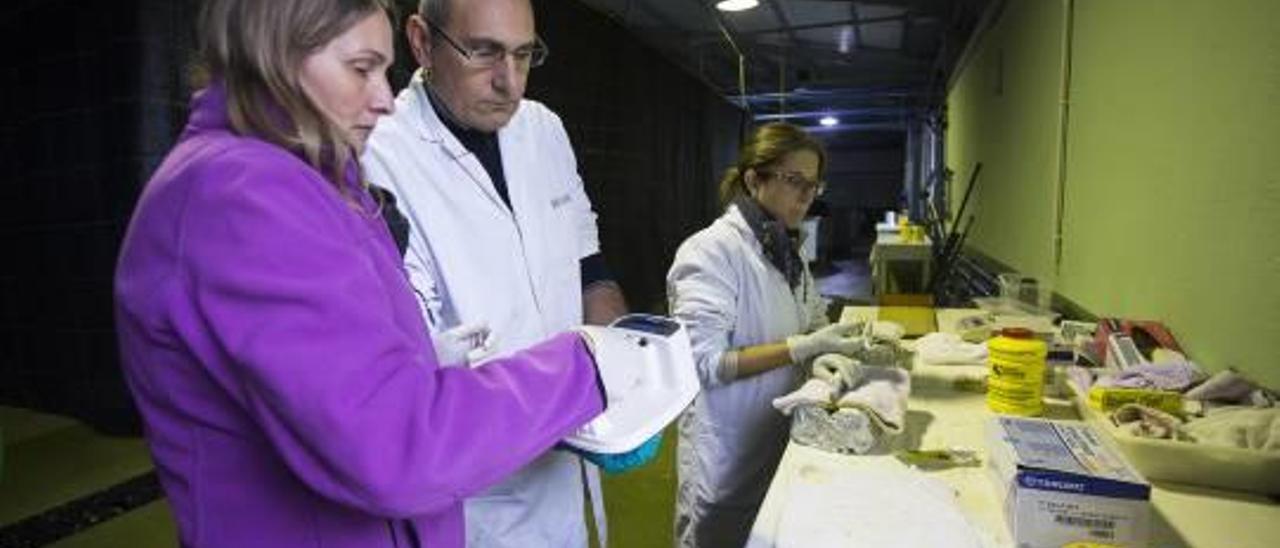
[838, 25, 854, 54]
[716, 0, 759, 12]
[819, 116, 839, 127]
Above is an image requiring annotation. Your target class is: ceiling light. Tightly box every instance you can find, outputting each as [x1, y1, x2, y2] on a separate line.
[716, 0, 759, 12]
[838, 26, 854, 54]
[819, 116, 839, 127]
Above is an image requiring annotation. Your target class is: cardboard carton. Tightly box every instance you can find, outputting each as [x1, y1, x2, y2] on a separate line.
[987, 417, 1150, 548]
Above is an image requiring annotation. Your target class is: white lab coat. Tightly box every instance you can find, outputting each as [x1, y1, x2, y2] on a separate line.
[667, 204, 827, 548]
[362, 72, 601, 547]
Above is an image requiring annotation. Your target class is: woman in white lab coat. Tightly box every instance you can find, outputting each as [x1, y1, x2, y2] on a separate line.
[669, 123, 862, 547]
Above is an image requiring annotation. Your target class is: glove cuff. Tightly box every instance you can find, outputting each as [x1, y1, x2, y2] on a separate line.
[786, 334, 811, 364]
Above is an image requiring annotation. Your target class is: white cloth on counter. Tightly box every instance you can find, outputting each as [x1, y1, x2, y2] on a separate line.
[772, 378, 838, 416]
[835, 366, 911, 433]
[779, 363, 911, 454]
[772, 461, 990, 548]
[1184, 407, 1280, 452]
[914, 332, 988, 365]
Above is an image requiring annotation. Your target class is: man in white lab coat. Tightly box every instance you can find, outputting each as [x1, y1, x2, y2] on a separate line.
[361, 0, 628, 546]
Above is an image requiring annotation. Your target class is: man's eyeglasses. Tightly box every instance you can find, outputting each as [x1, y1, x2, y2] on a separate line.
[424, 19, 549, 70]
[758, 170, 825, 196]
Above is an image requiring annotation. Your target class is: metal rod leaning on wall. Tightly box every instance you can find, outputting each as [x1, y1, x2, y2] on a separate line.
[950, 162, 982, 239]
[933, 214, 974, 305]
[929, 162, 982, 293]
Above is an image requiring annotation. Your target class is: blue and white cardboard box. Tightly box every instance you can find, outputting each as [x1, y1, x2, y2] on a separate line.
[987, 416, 1151, 548]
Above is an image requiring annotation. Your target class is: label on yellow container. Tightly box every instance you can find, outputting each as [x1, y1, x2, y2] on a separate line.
[1087, 386, 1183, 415]
[987, 377, 1045, 416]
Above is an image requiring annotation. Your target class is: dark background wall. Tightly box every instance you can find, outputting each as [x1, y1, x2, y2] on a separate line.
[526, 1, 745, 311]
[1, 0, 200, 433]
[816, 131, 905, 261]
[0, 0, 743, 432]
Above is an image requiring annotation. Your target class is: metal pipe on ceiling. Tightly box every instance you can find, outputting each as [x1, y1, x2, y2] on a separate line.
[805, 122, 908, 133]
[753, 107, 917, 120]
[731, 87, 926, 103]
[694, 0, 750, 110]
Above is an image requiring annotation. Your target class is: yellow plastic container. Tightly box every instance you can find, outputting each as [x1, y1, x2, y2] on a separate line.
[987, 328, 1048, 416]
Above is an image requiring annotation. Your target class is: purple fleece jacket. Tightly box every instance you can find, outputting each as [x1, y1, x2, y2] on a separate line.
[114, 83, 604, 547]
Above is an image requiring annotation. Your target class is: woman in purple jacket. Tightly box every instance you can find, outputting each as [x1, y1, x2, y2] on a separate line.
[113, 1, 607, 546]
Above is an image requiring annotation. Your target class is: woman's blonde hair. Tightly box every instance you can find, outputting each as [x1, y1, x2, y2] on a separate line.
[195, 0, 394, 190]
[718, 122, 827, 207]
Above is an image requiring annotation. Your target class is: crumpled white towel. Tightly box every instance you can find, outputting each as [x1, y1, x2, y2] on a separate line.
[915, 332, 988, 365]
[773, 378, 838, 416]
[1184, 407, 1280, 452]
[836, 366, 911, 433]
[810, 353, 864, 392]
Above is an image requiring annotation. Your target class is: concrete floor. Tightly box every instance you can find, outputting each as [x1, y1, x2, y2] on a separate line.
[1, 406, 168, 546]
[45, 502, 176, 548]
[815, 258, 873, 303]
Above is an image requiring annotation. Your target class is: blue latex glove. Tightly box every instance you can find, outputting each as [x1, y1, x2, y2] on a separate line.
[564, 431, 663, 475]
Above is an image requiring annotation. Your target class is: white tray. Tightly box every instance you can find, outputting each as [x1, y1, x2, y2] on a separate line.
[1068, 381, 1280, 495]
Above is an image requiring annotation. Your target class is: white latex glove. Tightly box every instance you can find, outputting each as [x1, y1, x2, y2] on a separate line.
[811, 353, 864, 392]
[787, 322, 863, 364]
[432, 323, 494, 368]
[772, 378, 837, 416]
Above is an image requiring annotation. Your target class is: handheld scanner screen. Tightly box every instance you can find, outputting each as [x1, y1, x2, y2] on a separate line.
[612, 315, 680, 337]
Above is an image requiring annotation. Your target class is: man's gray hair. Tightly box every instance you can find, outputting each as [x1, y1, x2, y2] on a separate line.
[418, 0, 450, 25]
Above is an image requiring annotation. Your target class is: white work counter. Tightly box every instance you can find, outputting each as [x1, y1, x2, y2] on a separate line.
[746, 308, 1280, 548]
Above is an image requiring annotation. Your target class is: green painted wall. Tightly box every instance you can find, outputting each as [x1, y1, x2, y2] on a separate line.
[947, 0, 1280, 387]
[946, 0, 1065, 282]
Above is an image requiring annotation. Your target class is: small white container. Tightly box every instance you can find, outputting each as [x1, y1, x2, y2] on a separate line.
[998, 273, 1054, 311]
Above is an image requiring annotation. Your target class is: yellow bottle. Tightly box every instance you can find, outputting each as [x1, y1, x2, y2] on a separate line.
[987, 328, 1048, 416]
